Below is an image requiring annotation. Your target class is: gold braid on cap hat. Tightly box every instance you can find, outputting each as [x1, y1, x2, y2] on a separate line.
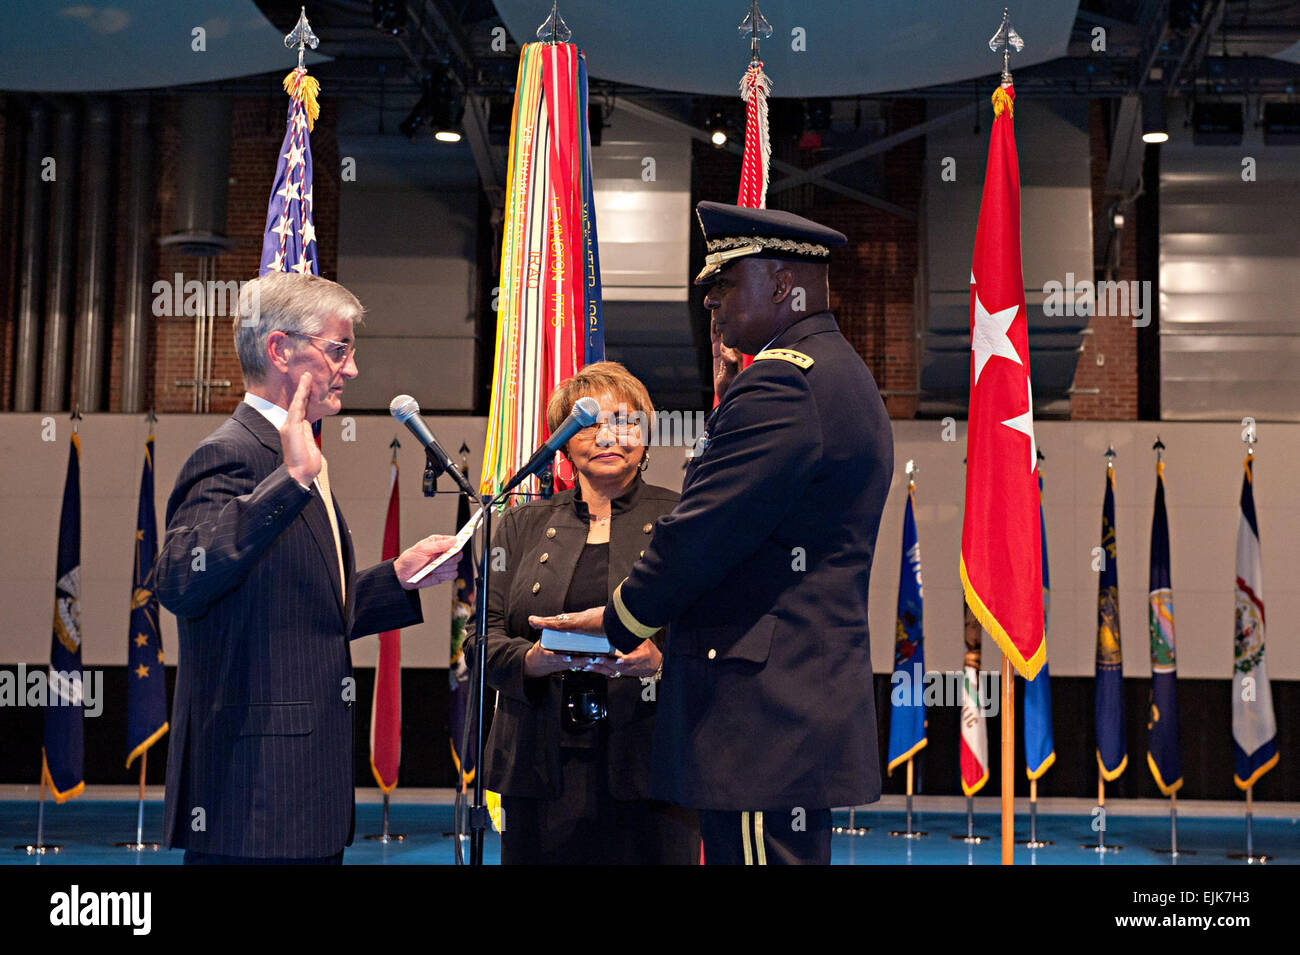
[705, 236, 832, 258]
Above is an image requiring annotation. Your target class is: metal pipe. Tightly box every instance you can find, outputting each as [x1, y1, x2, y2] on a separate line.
[13, 99, 51, 411]
[74, 98, 114, 413]
[120, 97, 154, 413]
[42, 100, 81, 412]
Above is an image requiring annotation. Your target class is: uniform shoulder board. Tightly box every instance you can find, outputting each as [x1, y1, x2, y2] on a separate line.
[753, 348, 814, 370]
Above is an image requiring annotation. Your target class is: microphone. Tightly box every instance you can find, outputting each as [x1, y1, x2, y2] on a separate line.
[501, 396, 600, 495]
[389, 395, 476, 498]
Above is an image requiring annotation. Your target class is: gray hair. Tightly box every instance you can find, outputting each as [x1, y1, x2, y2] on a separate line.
[233, 272, 365, 384]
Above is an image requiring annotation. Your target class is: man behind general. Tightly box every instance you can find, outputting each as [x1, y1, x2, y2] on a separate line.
[536, 202, 894, 864]
[156, 271, 459, 864]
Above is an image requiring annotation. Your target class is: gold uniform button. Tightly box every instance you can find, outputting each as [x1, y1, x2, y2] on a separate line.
[707, 648, 717, 660]
[639, 550, 645, 558]
[642, 523, 653, 534]
[546, 528, 557, 539]
[539, 553, 549, 563]
[531, 582, 541, 594]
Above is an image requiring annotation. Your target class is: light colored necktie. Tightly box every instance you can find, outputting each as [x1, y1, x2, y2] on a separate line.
[314, 456, 346, 603]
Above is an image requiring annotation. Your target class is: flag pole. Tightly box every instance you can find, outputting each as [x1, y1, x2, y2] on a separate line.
[1170, 789, 1179, 857]
[1001, 655, 1014, 863]
[1098, 775, 1106, 852]
[1246, 785, 1253, 859]
[988, 4, 1024, 867]
[136, 753, 146, 844]
[1024, 777, 1050, 849]
[1226, 430, 1271, 864]
[1097, 451, 1109, 857]
[15, 772, 58, 854]
[997, 10, 1015, 866]
[115, 752, 158, 851]
[36, 773, 51, 853]
[889, 755, 928, 839]
[1148, 435, 1186, 859]
[886, 462, 923, 840]
[1223, 784, 1274, 863]
[366, 436, 407, 845]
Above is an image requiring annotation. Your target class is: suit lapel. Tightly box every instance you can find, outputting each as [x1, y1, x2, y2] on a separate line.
[302, 488, 346, 616]
[335, 501, 355, 622]
[231, 402, 346, 617]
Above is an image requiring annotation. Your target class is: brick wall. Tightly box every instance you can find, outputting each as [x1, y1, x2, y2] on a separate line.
[692, 100, 924, 419]
[1070, 99, 1139, 420]
[3, 93, 1138, 421]
[0, 93, 339, 415]
[140, 95, 340, 415]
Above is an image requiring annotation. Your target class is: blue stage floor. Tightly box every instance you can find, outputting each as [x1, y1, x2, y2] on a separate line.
[4, 800, 1298, 864]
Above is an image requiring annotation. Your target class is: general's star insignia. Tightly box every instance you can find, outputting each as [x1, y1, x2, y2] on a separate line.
[971, 291, 1022, 386]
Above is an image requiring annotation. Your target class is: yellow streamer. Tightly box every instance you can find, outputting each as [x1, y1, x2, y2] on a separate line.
[283, 68, 321, 131]
[991, 85, 1013, 118]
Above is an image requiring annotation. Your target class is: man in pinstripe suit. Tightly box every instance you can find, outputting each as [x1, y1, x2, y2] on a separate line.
[156, 272, 459, 864]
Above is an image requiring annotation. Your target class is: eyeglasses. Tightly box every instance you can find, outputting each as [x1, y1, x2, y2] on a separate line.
[574, 412, 643, 439]
[285, 331, 356, 365]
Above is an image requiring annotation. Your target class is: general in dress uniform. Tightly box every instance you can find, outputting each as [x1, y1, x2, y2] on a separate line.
[539, 202, 894, 864]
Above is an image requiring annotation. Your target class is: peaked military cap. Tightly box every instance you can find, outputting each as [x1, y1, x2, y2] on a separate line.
[694, 200, 848, 285]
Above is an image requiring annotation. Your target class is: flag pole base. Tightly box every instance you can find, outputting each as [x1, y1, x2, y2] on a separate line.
[363, 833, 407, 843]
[1016, 838, 1053, 847]
[1149, 847, 1195, 856]
[1226, 852, 1271, 864]
[950, 834, 991, 843]
[114, 841, 160, 851]
[14, 844, 60, 854]
[1079, 843, 1124, 852]
[889, 829, 929, 838]
[831, 807, 870, 835]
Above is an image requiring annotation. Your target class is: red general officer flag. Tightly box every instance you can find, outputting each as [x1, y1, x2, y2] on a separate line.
[369, 454, 402, 792]
[960, 83, 1045, 680]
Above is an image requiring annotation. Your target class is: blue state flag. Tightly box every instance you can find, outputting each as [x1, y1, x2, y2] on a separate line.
[126, 435, 169, 769]
[887, 485, 926, 773]
[43, 433, 84, 802]
[1024, 470, 1055, 779]
[1146, 457, 1182, 794]
[1096, 463, 1127, 781]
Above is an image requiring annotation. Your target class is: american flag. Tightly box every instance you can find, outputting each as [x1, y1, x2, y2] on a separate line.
[260, 67, 318, 276]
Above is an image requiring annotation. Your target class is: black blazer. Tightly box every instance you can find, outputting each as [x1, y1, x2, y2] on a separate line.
[604, 312, 894, 811]
[155, 402, 423, 858]
[481, 476, 679, 800]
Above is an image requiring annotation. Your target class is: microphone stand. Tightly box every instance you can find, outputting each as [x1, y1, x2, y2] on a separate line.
[464, 460, 552, 865]
[412, 444, 490, 863]
[468, 490, 495, 865]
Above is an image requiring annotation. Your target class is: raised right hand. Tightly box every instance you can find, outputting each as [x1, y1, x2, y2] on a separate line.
[281, 372, 322, 487]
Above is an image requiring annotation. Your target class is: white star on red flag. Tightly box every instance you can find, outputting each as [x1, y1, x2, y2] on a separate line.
[971, 290, 1022, 386]
[1000, 375, 1037, 472]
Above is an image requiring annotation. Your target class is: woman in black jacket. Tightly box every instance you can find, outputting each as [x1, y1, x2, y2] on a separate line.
[482, 362, 698, 864]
